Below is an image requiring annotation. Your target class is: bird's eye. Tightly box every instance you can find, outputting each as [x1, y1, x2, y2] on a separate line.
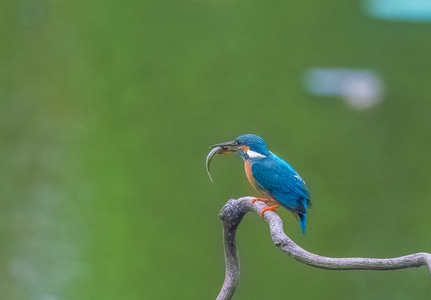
[234, 140, 240, 146]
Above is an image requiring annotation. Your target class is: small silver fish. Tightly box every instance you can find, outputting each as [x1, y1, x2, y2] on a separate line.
[206, 146, 223, 183]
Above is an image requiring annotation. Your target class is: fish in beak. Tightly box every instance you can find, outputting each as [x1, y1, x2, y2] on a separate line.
[206, 140, 239, 183]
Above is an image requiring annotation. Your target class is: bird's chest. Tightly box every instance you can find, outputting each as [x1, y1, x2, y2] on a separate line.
[244, 160, 257, 187]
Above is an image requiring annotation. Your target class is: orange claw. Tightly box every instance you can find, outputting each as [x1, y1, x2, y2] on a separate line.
[259, 205, 279, 217]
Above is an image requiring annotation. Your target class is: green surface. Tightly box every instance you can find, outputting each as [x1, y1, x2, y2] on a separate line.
[1, 0, 431, 299]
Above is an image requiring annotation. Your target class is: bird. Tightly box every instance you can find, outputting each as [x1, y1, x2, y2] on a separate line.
[208, 134, 312, 233]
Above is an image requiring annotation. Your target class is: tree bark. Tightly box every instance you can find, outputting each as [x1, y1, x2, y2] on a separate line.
[216, 197, 431, 300]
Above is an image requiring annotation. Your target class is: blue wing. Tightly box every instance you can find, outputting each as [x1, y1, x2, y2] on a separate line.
[250, 154, 311, 214]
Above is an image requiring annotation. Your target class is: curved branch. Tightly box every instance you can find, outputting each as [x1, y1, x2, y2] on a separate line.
[216, 197, 431, 300]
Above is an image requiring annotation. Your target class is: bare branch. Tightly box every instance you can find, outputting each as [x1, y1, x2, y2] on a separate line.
[216, 197, 431, 300]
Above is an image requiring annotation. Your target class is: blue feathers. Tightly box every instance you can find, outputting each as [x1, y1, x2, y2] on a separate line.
[235, 134, 311, 233]
[298, 213, 307, 234]
[250, 153, 311, 233]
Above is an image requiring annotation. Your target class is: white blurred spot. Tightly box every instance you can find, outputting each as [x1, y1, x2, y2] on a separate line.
[304, 68, 384, 110]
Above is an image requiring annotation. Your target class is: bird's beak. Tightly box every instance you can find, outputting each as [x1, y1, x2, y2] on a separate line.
[209, 140, 239, 153]
[206, 140, 238, 183]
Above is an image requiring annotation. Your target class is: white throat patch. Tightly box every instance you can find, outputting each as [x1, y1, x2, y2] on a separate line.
[247, 150, 266, 159]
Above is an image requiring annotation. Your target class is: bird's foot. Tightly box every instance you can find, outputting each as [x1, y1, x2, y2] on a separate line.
[250, 198, 279, 217]
[251, 197, 271, 204]
[259, 205, 279, 217]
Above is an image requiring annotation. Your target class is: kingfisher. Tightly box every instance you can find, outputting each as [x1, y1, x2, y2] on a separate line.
[207, 134, 312, 233]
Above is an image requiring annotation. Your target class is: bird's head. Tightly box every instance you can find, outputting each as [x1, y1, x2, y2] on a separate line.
[206, 134, 270, 182]
[210, 134, 270, 159]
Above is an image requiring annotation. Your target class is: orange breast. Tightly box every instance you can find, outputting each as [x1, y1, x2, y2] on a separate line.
[244, 160, 258, 190]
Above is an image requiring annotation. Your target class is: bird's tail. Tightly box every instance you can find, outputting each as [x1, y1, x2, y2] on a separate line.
[298, 213, 307, 234]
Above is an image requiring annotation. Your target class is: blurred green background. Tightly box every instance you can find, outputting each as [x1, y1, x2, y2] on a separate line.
[1, 0, 431, 299]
